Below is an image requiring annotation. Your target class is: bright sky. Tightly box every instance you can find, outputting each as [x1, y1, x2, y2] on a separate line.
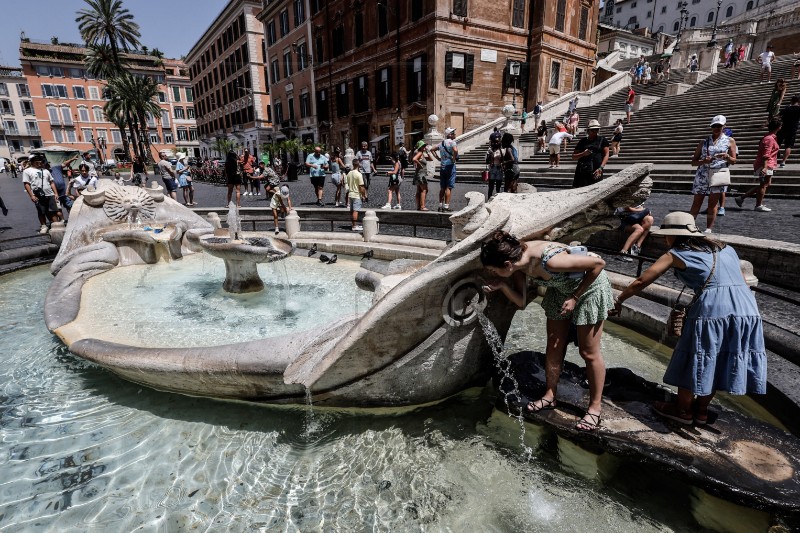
[0, 0, 229, 67]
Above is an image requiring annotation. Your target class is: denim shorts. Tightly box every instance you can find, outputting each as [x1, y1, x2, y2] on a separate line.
[163, 177, 178, 193]
[349, 198, 362, 211]
[439, 164, 456, 189]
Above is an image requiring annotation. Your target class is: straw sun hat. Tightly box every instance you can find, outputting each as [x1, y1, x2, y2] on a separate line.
[651, 211, 702, 236]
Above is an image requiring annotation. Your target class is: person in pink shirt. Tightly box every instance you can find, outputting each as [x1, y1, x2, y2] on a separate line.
[735, 118, 781, 212]
[566, 111, 580, 134]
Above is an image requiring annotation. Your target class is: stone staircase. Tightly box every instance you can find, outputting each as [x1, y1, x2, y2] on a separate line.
[457, 54, 800, 196]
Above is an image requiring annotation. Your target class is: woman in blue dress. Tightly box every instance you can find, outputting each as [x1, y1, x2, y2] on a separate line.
[611, 212, 766, 424]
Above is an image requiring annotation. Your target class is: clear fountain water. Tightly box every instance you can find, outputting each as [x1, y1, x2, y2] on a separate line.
[0, 264, 779, 531]
[74, 253, 372, 348]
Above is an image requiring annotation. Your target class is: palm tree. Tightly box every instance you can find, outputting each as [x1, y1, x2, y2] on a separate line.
[85, 43, 123, 79]
[213, 138, 237, 158]
[76, 0, 141, 65]
[77, 0, 141, 160]
[104, 74, 161, 161]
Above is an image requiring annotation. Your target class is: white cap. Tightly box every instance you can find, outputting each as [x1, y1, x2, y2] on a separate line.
[710, 115, 726, 127]
[445, 127, 456, 135]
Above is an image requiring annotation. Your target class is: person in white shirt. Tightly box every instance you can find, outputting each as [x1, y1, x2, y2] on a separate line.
[548, 130, 574, 169]
[758, 45, 776, 83]
[22, 154, 60, 234]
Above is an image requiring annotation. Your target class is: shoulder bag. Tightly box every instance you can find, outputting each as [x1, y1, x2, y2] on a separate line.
[667, 252, 717, 337]
[705, 136, 731, 187]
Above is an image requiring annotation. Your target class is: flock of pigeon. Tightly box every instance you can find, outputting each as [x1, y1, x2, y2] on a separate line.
[306, 243, 374, 264]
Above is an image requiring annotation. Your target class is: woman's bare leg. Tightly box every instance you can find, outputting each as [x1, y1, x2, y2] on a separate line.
[576, 322, 606, 417]
[528, 319, 571, 410]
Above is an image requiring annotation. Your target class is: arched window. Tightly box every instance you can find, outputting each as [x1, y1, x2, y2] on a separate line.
[673, 20, 680, 31]
[92, 106, 103, 122]
[78, 105, 89, 122]
[746, 0, 753, 9]
[658, 24, 665, 32]
[689, 15, 697, 26]
[707, 11, 714, 22]
[726, 6, 734, 17]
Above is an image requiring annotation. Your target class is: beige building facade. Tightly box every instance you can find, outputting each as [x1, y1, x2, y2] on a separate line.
[186, 0, 272, 159]
[257, 0, 318, 145]
[0, 65, 42, 161]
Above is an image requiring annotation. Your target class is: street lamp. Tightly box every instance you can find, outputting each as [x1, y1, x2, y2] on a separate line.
[708, 0, 723, 47]
[509, 61, 521, 110]
[674, 1, 689, 52]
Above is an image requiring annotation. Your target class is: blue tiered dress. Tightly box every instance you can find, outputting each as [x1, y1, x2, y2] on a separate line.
[664, 246, 767, 396]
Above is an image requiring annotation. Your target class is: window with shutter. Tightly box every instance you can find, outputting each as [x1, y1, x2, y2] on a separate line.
[453, 0, 467, 17]
[378, 4, 388, 36]
[555, 0, 566, 32]
[60, 106, 73, 126]
[355, 12, 364, 46]
[444, 52, 454, 85]
[407, 54, 427, 102]
[354, 75, 369, 113]
[336, 82, 349, 117]
[317, 89, 329, 121]
[377, 68, 392, 109]
[549, 61, 561, 90]
[512, 0, 525, 28]
[464, 54, 474, 85]
[579, 8, 589, 40]
[411, 0, 424, 20]
[47, 105, 61, 125]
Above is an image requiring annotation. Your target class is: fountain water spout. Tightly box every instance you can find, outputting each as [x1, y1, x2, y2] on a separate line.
[227, 202, 242, 241]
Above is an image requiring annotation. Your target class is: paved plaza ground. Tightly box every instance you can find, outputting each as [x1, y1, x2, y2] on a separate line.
[1, 169, 799, 244]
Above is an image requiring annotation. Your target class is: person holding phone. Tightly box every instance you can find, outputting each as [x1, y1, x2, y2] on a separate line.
[571, 120, 610, 189]
[480, 231, 614, 432]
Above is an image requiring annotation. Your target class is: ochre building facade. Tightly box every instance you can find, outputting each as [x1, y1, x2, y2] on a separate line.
[305, 0, 597, 155]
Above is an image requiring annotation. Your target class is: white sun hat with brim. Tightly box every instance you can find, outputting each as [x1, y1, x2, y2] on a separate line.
[651, 211, 703, 236]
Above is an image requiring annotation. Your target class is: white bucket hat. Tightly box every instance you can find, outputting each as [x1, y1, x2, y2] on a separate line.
[651, 212, 703, 236]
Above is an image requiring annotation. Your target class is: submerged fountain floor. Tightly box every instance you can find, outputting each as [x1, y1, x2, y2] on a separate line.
[75, 253, 372, 348]
[0, 265, 782, 531]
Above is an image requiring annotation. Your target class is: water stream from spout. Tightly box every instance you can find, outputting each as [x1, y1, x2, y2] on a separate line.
[477, 311, 533, 460]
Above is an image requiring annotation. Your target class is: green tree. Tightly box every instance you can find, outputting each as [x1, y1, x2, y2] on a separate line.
[105, 74, 162, 161]
[77, 0, 142, 160]
[212, 138, 238, 157]
[76, 0, 141, 64]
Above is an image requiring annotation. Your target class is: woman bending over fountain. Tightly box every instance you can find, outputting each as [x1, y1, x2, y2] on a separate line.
[480, 231, 614, 431]
[611, 212, 766, 425]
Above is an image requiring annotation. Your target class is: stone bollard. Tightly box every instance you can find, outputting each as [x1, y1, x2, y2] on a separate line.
[49, 221, 67, 246]
[362, 210, 379, 242]
[285, 210, 300, 238]
[206, 212, 222, 229]
[740, 260, 758, 287]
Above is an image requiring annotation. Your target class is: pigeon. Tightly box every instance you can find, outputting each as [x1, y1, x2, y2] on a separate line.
[361, 250, 374, 259]
[326, 254, 338, 264]
[308, 243, 317, 257]
[319, 254, 330, 263]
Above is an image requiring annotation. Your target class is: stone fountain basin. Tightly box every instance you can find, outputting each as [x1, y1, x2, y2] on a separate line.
[95, 223, 179, 243]
[197, 235, 295, 262]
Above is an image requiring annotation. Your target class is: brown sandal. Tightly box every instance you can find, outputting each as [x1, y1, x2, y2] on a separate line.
[575, 412, 601, 432]
[526, 397, 556, 412]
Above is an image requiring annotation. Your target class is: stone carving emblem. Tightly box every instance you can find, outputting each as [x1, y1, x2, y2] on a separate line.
[103, 185, 156, 222]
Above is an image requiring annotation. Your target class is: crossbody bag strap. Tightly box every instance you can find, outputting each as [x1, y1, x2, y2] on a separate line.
[688, 251, 717, 308]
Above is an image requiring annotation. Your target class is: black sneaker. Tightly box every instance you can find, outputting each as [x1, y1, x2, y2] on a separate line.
[316, 200, 324, 207]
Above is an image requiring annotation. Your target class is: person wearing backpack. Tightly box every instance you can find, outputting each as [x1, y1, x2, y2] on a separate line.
[433, 127, 458, 212]
[398, 142, 409, 180]
[501, 132, 519, 193]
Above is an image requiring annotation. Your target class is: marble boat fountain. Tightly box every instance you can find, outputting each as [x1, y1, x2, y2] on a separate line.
[42, 165, 800, 523]
[46, 166, 654, 406]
